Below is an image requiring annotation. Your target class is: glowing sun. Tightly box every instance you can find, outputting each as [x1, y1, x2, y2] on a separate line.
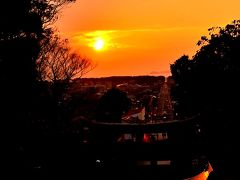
[94, 39, 104, 51]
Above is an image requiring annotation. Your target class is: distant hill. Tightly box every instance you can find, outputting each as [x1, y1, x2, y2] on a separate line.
[74, 75, 166, 85]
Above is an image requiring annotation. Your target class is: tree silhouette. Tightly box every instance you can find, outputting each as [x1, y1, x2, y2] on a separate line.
[170, 55, 195, 117]
[172, 20, 240, 115]
[171, 20, 240, 179]
[37, 35, 94, 83]
[96, 88, 131, 123]
[0, 0, 75, 172]
[36, 34, 94, 119]
[0, 0, 76, 121]
[37, 35, 93, 95]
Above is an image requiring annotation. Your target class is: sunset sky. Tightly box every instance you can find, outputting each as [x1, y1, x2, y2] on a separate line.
[56, 0, 240, 78]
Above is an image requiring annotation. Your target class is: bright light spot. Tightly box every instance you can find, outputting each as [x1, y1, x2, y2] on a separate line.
[203, 171, 209, 178]
[94, 39, 104, 51]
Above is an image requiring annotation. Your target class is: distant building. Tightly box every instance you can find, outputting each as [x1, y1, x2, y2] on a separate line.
[122, 107, 145, 121]
[116, 83, 128, 92]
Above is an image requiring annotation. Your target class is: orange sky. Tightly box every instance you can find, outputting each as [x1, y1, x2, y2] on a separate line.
[56, 0, 240, 78]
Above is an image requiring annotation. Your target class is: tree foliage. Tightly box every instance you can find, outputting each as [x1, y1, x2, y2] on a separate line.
[96, 88, 131, 123]
[170, 20, 240, 178]
[0, 0, 76, 96]
[37, 35, 94, 83]
[171, 20, 240, 117]
[0, 0, 76, 137]
[36, 35, 94, 110]
[0, 1, 75, 41]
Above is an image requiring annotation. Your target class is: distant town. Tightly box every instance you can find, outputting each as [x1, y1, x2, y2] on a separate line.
[68, 76, 174, 122]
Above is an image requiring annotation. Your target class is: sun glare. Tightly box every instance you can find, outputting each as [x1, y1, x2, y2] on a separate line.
[94, 39, 104, 51]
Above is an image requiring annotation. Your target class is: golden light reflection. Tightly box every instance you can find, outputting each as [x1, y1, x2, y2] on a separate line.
[184, 163, 213, 180]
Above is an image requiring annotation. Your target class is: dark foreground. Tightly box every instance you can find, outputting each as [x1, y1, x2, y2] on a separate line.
[7, 118, 217, 180]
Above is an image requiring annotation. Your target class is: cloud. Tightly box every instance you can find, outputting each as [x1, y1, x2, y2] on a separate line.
[71, 26, 201, 50]
[72, 30, 134, 49]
